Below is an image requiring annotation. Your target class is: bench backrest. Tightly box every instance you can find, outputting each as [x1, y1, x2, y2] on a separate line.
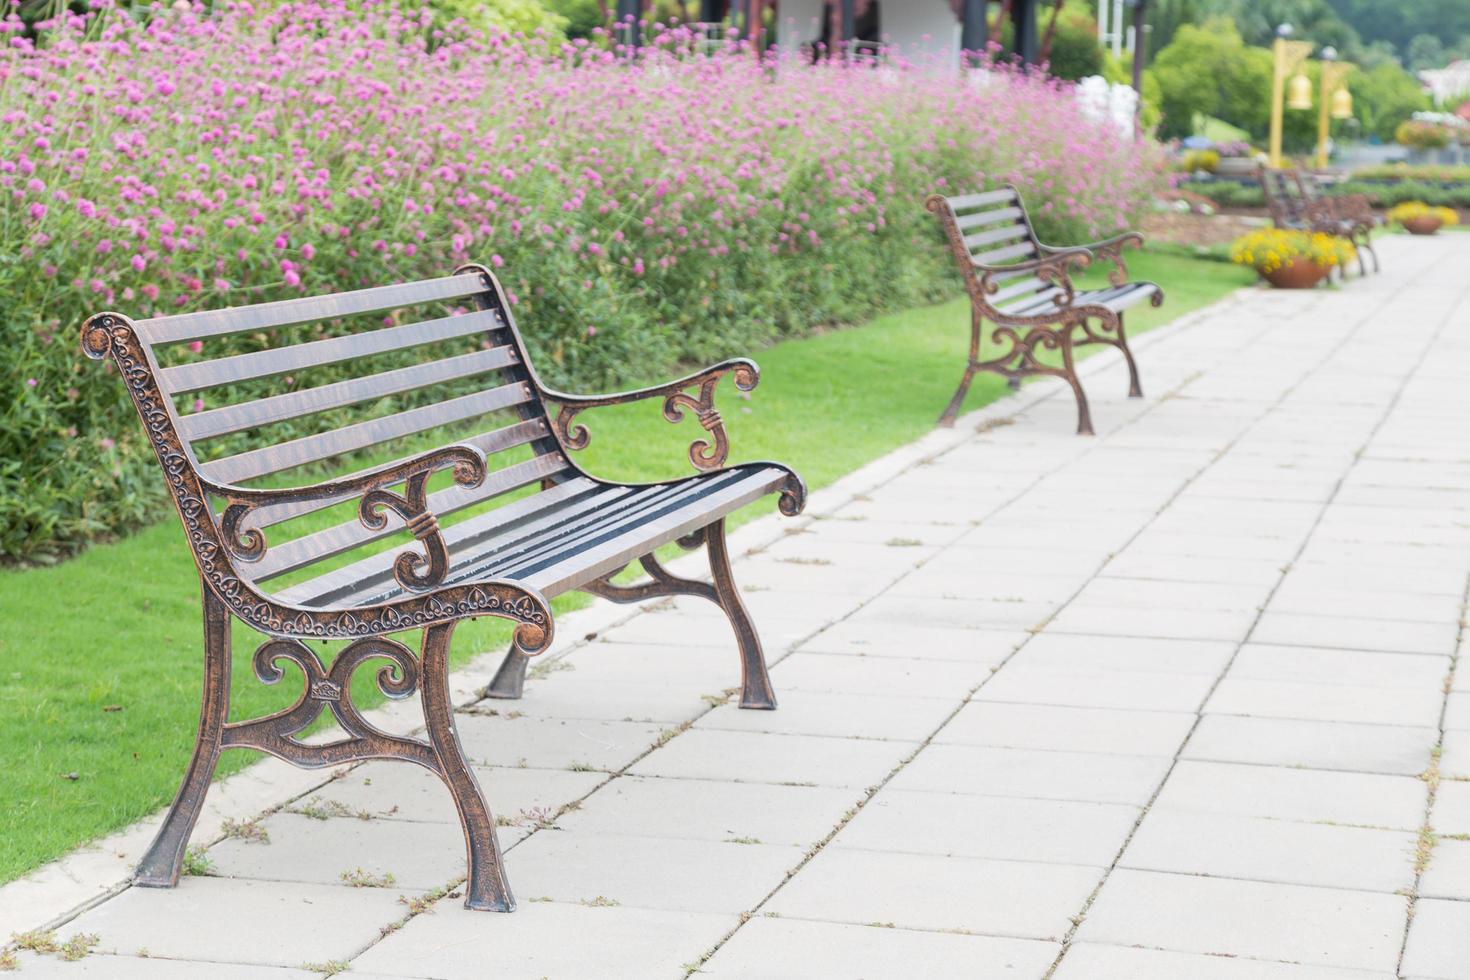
[106, 264, 573, 589]
[926, 186, 1059, 310]
[1259, 167, 1309, 227]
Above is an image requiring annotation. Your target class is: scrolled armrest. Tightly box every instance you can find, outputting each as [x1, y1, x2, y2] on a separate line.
[974, 250, 1093, 310]
[544, 358, 759, 472]
[1043, 231, 1143, 287]
[210, 444, 487, 593]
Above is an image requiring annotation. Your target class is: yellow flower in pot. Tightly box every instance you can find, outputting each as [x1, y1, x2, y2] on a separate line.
[1386, 202, 1460, 236]
[1229, 229, 1356, 289]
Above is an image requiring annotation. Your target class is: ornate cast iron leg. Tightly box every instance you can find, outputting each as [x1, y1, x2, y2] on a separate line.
[1059, 329, 1094, 437]
[420, 622, 514, 911]
[1115, 313, 1143, 399]
[484, 643, 530, 700]
[135, 587, 232, 888]
[939, 363, 979, 428]
[706, 519, 776, 710]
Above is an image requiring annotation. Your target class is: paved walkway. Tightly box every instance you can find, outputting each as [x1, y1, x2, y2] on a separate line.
[7, 234, 1470, 978]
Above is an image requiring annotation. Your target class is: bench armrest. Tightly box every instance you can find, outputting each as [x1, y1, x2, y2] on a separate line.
[208, 444, 488, 592]
[973, 250, 1093, 312]
[541, 358, 759, 472]
[1042, 231, 1143, 287]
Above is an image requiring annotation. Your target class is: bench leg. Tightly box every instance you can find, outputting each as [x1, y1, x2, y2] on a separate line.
[483, 643, 530, 700]
[421, 622, 515, 912]
[136, 588, 231, 888]
[1058, 330, 1094, 437]
[1115, 313, 1143, 399]
[938, 363, 978, 428]
[707, 518, 777, 710]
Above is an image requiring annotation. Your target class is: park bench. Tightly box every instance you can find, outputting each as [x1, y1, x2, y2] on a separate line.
[1258, 167, 1379, 276]
[925, 186, 1162, 435]
[81, 264, 805, 911]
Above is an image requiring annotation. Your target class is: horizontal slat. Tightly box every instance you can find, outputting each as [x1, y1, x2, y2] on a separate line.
[252, 455, 578, 583]
[201, 383, 533, 485]
[970, 240, 1038, 266]
[242, 419, 552, 530]
[989, 277, 1048, 304]
[138, 273, 487, 345]
[955, 206, 1024, 230]
[962, 223, 1030, 251]
[945, 189, 1017, 211]
[160, 309, 503, 394]
[179, 347, 518, 442]
[997, 286, 1064, 315]
[522, 468, 789, 598]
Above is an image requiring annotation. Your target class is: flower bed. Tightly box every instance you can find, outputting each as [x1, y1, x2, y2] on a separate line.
[0, 1, 1165, 559]
[1229, 229, 1356, 286]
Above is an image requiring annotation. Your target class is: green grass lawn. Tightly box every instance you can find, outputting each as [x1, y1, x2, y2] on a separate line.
[0, 250, 1253, 884]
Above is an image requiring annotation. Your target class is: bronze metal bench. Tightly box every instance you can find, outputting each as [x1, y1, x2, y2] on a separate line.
[82, 263, 805, 911]
[1258, 167, 1379, 276]
[926, 186, 1162, 435]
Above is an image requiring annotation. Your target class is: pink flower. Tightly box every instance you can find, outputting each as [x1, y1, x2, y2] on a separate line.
[130, 255, 147, 273]
[188, 341, 203, 353]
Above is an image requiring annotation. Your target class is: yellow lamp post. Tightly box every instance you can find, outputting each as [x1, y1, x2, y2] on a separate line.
[1315, 57, 1354, 168]
[1269, 31, 1315, 168]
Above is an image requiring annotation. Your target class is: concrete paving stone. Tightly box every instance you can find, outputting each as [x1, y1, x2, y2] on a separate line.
[852, 594, 1060, 632]
[977, 664, 1216, 713]
[1295, 541, 1468, 573]
[504, 674, 716, 724]
[1431, 780, 1470, 836]
[317, 762, 605, 828]
[889, 743, 1170, 806]
[453, 713, 667, 773]
[886, 568, 1087, 603]
[1439, 731, 1470, 778]
[732, 554, 916, 595]
[658, 590, 863, 629]
[353, 899, 733, 980]
[797, 516, 973, 547]
[954, 522, 1142, 553]
[695, 689, 959, 741]
[1420, 836, 1470, 901]
[4, 956, 325, 979]
[755, 535, 944, 567]
[599, 611, 813, 655]
[1125, 530, 1302, 561]
[1401, 897, 1470, 980]
[763, 846, 1101, 941]
[504, 830, 801, 913]
[1097, 552, 1287, 587]
[1205, 678, 1446, 727]
[1121, 808, 1417, 893]
[628, 729, 917, 789]
[836, 788, 1137, 867]
[795, 620, 1024, 664]
[1282, 563, 1468, 598]
[209, 811, 468, 889]
[1015, 633, 1236, 676]
[1077, 869, 1408, 972]
[541, 640, 734, 688]
[936, 542, 1112, 574]
[554, 775, 859, 847]
[1444, 693, 1470, 731]
[699, 917, 1060, 979]
[1154, 761, 1426, 831]
[936, 701, 1197, 757]
[768, 651, 992, 699]
[1044, 604, 1256, 642]
[1250, 612, 1459, 656]
[1184, 715, 1438, 777]
[64, 877, 412, 969]
[1267, 585, 1464, 624]
[1053, 943, 1398, 980]
[1069, 578, 1271, 613]
[1227, 645, 1450, 689]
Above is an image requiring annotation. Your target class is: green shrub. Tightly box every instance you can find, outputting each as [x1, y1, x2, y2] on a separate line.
[1396, 120, 1453, 151]
[1351, 163, 1470, 183]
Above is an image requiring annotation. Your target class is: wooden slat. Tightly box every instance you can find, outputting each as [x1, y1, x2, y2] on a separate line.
[954, 206, 1024, 231]
[271, 478, 623, 604]
[252, 459, 585, 584]
[962, 223, 1030, 251]
[201, 383, 533, 485]
[138, 274, 487, 345]
[970, 240, 1038, 266]
[160, 309, 503, 394]
[179, 347, 518, 442]
[945, 189, 1017, 211]
[989, 277, 1048, 304]
[522, 468, 789, 598]
[242, 419, 551, 530]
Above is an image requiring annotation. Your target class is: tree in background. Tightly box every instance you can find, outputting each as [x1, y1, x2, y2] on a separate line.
[1352, 61, 1432, 140]
[1325, 0, 1470, 60]
[1148, 20, 1272, 139]
[1406, 33, 1447, 71]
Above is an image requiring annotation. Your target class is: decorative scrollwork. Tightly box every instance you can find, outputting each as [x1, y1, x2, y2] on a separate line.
[1092, 234, 1143, 288]
[226, 636, 433, 769]
[977, 251, 1089, 310]
[548, 359, 759, 473]
[360, 466, 473, 592]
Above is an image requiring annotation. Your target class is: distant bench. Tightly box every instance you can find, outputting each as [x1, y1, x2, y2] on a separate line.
[83, 264, 805, 911]
[926, 185, 1163, 434]
[1258, 167, 1379, 276]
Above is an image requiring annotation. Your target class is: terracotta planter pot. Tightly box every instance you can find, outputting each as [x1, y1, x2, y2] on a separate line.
[1262, 258, 1330, 289]
[1402, 215, 1443, 235]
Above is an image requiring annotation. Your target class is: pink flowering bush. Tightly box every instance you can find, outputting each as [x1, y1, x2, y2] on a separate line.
[0, 1, 1165, 559]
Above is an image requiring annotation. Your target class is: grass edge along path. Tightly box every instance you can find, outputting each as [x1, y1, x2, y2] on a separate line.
[0, 250, 1253, 884]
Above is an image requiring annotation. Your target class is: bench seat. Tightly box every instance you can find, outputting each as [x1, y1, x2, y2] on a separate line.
[997, 281, 1162, 319]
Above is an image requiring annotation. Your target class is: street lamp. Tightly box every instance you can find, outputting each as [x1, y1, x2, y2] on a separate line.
[1316, 45, 1355, 168]
[1269, 24, 1315, 167]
